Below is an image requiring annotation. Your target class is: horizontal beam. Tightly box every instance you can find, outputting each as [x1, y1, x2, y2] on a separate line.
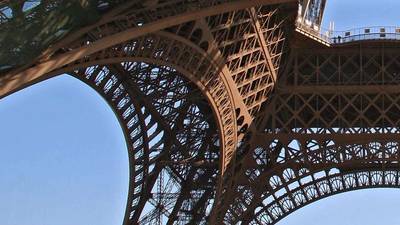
[256, 132, 400, 143]
[279, 84, 400, 94]
[0, 0, 296, 99]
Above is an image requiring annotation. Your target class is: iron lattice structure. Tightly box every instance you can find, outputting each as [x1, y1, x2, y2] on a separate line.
[2, 0, 400, 224]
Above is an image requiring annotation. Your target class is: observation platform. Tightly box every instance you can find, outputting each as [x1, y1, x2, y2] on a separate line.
[296, 23, 400, 46]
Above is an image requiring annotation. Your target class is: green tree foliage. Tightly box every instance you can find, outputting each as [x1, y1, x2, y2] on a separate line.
[0, 0, 115, 71]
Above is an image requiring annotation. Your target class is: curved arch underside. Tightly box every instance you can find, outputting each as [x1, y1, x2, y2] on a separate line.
[4, 1, 400, 225]
[72, 61, 221, 224]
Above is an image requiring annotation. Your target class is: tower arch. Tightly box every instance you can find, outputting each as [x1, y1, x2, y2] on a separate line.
[15, 26, 244, 222]
[68, 59, 224, 224]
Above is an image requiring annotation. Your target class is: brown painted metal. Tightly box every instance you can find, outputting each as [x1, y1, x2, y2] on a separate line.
[224, 42, 400, 224]
[3, 1, 400, 225]
[0, 0, 295, 99]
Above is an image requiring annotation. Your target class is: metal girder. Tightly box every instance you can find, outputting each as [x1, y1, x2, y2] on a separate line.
[221, 42, 400, 224]
[279, 84, 400, 94]
[206, 4, 290, 117]
[249, 7, 278, 82]
[196, 18, 253, 137]
[0, 0, 295, 99]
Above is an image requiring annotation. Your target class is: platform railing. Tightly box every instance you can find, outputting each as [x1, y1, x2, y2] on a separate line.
[296, 23, 400, 45]
[330, 26, 400, 44]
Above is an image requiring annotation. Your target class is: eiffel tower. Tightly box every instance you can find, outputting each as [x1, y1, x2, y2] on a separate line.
[2, 1, 400, 224]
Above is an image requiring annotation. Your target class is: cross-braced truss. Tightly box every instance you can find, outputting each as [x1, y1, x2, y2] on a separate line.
[222, 44, 400, 224]
[3, 1, 400, 225]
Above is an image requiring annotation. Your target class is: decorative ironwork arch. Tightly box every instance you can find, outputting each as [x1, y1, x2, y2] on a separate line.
[212, 42, 400, 224]
[67, 60, 224, 224]
[224, 138, 400, 224]
[14, 27, 242, 223]
[252, 169, 400, 225]
[19, 29, 241, 177]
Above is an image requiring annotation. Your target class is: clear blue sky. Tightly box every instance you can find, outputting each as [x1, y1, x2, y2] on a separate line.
[1, 1, 400, 225]
[0, 76, 128, 225]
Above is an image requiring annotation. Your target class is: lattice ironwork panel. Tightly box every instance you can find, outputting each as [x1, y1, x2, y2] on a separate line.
[259, 46, 400, 133]
[223, 135, 400, 224]
[225, 44, 400, 225]
[207, 4, 291, 116]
